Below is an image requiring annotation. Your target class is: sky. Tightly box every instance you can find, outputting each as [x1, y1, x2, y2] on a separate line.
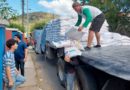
[7, 0, 76, 16]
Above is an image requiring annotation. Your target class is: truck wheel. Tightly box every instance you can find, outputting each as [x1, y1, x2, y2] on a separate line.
[45, 44, 51, 60]
[45, 43, 57, 60]
[45, 46, 57, 65]
[41, 49, 44, 54]
[40, 44, 44, 54]
[57, 58, 66, 87]
[34, 48, 39, 54]
[35, 51, 39, 54]
[76, 67, 97, 90]
[40, 46, 43, 54]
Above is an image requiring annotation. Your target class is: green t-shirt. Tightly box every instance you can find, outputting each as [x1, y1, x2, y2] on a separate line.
[75, 7, 92, 27]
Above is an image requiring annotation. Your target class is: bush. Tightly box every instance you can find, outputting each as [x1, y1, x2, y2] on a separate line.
[30, 20, 47, 32]
[90, 0, 130, 37]
[34, 21, 46, 29]
[7, 23, 25, 32]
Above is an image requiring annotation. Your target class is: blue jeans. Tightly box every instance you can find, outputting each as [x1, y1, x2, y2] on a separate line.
[4, 74, 25, 90]
[66, 73, 75, 90]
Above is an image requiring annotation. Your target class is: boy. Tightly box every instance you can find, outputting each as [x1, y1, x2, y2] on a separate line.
[3, 39, 25, 90]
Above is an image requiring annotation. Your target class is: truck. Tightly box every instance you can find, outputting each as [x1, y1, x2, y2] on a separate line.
[41, 17, 130, 90]
[32, 29, 43, 54]
[41, 26, 47, 54]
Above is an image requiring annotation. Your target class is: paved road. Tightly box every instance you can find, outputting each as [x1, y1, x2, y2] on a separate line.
[30, 51, 65, 90]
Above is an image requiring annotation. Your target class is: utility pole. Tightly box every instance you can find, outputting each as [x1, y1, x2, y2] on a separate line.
[22, 0, 25, 32]
[53, 13, 55, 19]
[26, 0, 29, 37]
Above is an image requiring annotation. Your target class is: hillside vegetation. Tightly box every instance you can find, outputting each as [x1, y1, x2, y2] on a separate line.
[8, 12, 58, 32]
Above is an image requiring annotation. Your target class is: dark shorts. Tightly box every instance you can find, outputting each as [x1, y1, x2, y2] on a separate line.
[90, 13, 105, 32]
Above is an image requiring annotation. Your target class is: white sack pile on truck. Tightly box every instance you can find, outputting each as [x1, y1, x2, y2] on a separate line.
[44, 16, 130, 58]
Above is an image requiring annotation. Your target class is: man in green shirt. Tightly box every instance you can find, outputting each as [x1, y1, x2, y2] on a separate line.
[72, 2, 105, 50]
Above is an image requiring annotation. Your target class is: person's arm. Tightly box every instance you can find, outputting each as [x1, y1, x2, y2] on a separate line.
[24, 48, 28, 61]
[75, 14, 82, 26]
[6, 66, 13, 87]
[4, 54, 14, 87]
[24, 42, 28, 62]
[82, 8, 92, 27]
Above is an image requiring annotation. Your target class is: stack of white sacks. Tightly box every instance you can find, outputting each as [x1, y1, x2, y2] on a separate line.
[45, 16, 130, 58]
[81, 20, 130, 47]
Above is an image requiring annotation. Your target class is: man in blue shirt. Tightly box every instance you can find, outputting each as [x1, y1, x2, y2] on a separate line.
[14, 34, 28, 76]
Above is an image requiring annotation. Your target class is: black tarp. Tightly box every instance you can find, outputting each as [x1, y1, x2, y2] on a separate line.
[80, 45, 130, 81]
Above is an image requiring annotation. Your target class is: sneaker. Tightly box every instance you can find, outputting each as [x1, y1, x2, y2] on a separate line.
[84, 47, 91, 50]
[94, 45, 101, 48]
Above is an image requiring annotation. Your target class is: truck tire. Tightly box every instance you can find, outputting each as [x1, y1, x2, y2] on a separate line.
[35, 49, 39, 54]
[75, 67, 97, 90]
[57, 58, 66, 87]
[40, 46, 43, 54]
[34, 47, 39, 54]
[45, 43, 57, 60]
[40, 44, 45, 54]
[41, 49, 44, 54]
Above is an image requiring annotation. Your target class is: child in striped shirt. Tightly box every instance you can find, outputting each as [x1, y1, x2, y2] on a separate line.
[3, 39, 25, 90]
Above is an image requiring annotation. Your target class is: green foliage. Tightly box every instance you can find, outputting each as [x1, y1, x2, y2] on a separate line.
[90, 0, 130, 37]
[113, 0, 130, 13]
[0, 0, 18, 19]
[7, 23, 25, 32]
[33, 21, 46, 29]
[30, 21, 47, 32]
[10, 12, 58, 33]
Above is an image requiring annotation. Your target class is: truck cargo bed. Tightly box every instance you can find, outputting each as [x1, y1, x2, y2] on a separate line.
[80, 45, 130, 81]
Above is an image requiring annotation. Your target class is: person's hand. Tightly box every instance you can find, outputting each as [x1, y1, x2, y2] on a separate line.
[24, 57, 27, 62]
[78, 26, 83, 32]
[16, 69, 19, 75]
[64, 56, 71, 62]
[8, 80, 14, 87]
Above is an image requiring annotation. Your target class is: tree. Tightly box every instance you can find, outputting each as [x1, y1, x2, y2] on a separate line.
[0, 0, 17, 19]
[90, 0, 130, 36]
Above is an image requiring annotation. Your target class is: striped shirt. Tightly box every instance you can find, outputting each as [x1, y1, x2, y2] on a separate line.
[3, 51, 16, 80]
